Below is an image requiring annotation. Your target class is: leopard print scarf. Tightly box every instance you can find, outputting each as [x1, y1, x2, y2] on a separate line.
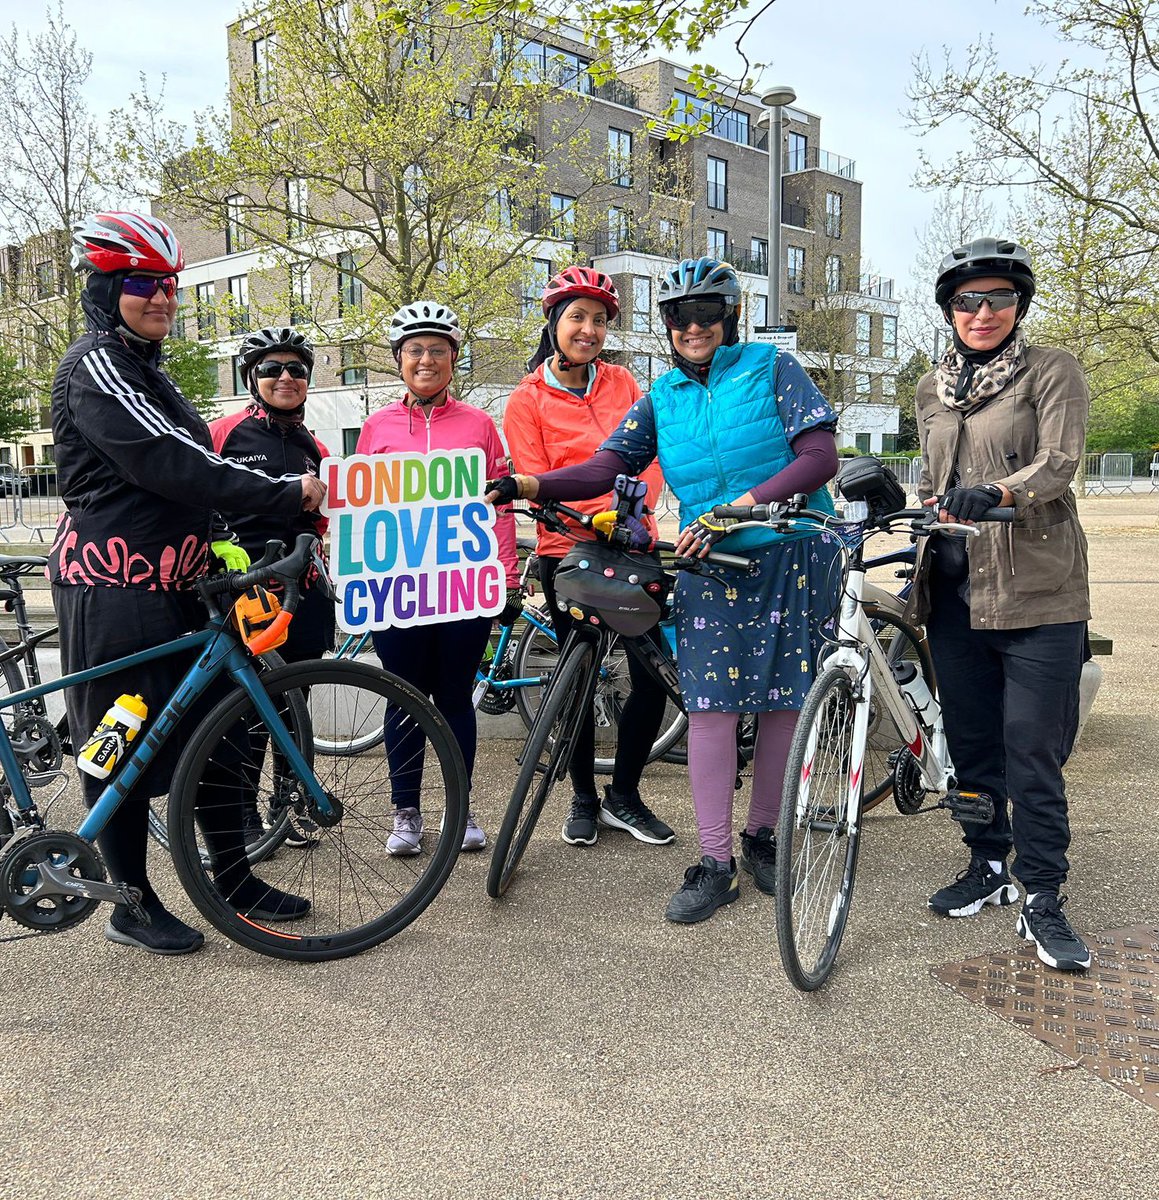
[935, 333, 1026, 411]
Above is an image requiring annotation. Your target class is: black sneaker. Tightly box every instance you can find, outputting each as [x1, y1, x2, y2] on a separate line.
[599, 786, 675, 845]
[105, 901, 205, 956]
[1016, 892, 1091, 971]
[739, 826, 777, 896]
[283, 814, 321, 849]
[561, 794, 599, 846]
[928, 854, 1018, 917]
[241, 806, 266, 848]
[664, 856, 739, 924]
[225, 879, 311, 923]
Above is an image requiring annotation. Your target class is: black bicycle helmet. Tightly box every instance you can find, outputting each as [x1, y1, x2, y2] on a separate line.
[935, 237, 1036, 319]
[238, 326, 316, 385]
[657, 257, 742, 308]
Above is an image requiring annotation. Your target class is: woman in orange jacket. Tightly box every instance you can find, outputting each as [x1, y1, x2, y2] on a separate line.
[504, 266, 672, 849]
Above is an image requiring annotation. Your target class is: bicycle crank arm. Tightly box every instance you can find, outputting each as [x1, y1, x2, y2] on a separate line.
[938, 790, 995, 825]
[31, 862, 148, 922]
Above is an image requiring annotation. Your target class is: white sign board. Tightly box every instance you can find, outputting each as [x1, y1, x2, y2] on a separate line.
[753, 324, 798, 353]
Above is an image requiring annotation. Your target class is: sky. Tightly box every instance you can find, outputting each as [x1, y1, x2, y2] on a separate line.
[0, 0, 1081, 297]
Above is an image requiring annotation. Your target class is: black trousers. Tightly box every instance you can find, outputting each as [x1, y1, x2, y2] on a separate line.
[926, 571, 1084, 891]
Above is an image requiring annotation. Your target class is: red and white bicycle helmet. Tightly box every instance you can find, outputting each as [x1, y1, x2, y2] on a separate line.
[541, 266, 619, 320]
[71, 211, 185, 275]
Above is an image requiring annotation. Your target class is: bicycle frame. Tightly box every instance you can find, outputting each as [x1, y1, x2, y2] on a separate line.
[0, 619, 333, 843]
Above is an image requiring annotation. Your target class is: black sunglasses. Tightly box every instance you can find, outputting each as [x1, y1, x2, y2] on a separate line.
[660, 297, 730, 330]
[254, 360, 310, 380]
[948, 289, 1021, 314]
[121, 275, 178, 300]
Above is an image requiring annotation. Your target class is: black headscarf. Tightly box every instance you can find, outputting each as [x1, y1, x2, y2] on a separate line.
[80, 270, 162, 360]
[666, 307, 742, 383]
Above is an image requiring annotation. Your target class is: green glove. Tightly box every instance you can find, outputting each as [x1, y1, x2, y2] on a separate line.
[211, 538, 251, 571]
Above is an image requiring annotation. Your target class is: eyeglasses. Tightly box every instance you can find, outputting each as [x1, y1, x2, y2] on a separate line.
[948, 289, 1021, 314]
[253, 360, 310, 380]
[121, 275, 178, 300]
[660, 297, 730, 330]
[400, 343, 452, 361]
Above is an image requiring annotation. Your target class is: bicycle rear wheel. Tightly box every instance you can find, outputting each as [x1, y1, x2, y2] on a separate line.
[775, 666, 864, 991]
[168, 660, 468, 961]
[316, 635, 384, 755]
[487, 642, 594, 899]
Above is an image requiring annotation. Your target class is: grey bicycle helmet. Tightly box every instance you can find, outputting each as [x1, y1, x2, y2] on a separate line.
[388, 300, 464, 352]
[657, 257, 742, 308]
[237, 326, 316, 385]
[935, 237, 1036, 318]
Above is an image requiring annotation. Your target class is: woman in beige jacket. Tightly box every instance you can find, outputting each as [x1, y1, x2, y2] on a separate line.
[908, 238, 1092, 972]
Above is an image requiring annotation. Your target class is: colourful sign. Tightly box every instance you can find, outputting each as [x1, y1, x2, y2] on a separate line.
[321, 449, 505, 631]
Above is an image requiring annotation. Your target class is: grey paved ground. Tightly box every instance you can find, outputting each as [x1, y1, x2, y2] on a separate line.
[2, 497, 1157, 1198]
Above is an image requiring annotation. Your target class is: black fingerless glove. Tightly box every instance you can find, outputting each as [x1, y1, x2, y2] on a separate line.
[939, 484, 1003, 522]
[498, 587, 524, 626]
[486, 476, 520, 504]
[690, 512, 739, 548]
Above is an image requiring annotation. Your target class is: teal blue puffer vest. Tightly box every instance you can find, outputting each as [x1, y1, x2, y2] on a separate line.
[651, 342, 835, 549]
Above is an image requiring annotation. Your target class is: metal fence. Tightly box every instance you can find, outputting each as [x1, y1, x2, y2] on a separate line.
[1083, 452, 1137, 494]
[0, 465, 64, 543]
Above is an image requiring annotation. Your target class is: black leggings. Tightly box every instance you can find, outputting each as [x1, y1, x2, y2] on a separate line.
[538, 556, 669, 799]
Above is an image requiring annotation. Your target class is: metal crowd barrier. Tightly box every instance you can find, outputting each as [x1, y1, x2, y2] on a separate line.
[0, 465, 64, 543]
[1084, 452, 1136, 495]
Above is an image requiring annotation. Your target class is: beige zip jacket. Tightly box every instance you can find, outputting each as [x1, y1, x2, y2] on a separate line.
[905, 344, 1091, 631]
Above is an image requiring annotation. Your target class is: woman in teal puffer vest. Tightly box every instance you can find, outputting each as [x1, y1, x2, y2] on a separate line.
[489, 258, 842, 925]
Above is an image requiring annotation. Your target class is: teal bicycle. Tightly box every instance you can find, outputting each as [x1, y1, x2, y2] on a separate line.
[0, 535, 468, 961]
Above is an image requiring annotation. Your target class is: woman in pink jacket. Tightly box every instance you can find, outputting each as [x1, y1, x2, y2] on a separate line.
[356, 301, 519, 854]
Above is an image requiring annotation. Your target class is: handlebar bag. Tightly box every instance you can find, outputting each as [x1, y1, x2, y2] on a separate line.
[835, 455, 907, 519]
[553, 541, 667, 637]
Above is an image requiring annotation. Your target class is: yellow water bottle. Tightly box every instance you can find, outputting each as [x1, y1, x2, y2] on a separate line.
[77, 694, 148, 780]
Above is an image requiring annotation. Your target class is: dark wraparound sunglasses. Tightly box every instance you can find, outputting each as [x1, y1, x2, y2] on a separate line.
[254, 360, 311, 380]
[121, 275, 178, 300]
[948, 289, 1021, 314]
[660, 297, 731, 330]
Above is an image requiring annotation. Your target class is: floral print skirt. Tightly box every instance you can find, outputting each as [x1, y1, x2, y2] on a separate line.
[672, 532, 842, 713]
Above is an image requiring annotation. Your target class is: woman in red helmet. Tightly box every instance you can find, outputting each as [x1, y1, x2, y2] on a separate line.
[49, 211, 324, 954]
[504, 265, 672, 848]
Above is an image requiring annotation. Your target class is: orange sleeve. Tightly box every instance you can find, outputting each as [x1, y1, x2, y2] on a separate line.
[503, 385, 554, 476]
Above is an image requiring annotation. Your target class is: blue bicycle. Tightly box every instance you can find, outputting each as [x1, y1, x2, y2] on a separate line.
[0, 535, 468, 961]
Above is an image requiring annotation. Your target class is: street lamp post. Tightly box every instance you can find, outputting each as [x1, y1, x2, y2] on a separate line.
[760, 86, 797, 328]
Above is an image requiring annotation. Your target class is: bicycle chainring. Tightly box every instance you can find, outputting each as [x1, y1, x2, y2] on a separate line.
[892, 748, 926, 815]
[478, 662, 517, 715]
[11, 715, 64, 777]
[0, 830, 106, 932]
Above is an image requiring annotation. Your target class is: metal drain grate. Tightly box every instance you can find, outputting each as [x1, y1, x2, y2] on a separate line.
[932, 922, 1159, 1111]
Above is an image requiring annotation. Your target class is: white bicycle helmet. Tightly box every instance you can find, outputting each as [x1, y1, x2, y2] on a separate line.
[71, 211, 185, 275]
[388, 300, 463, 352]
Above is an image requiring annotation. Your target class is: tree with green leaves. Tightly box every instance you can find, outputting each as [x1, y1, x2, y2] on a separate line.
[0, 343, 36, 444]
[163, 335, 220, 421]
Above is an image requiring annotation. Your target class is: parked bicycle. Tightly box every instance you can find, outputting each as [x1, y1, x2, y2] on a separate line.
[712, 477, 1012, 990]
[0, 535, 468, 961]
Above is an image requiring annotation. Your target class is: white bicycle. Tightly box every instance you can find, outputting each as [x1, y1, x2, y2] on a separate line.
[712, 481, 1012, 991]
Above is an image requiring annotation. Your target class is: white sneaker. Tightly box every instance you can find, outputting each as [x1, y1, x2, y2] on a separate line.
[461, 812, 487, 852]
[387, 807, 424, 856]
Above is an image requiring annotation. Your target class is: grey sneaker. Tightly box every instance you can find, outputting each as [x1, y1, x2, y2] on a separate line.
[1016, 892, 1091, 971]
[387, 806, 424, 856]
[739, 826, 777, 896]
[664, 856, 739, 924]
[461, 812, 487, 852]
[600, 786, 675, 845]
[562, 794, 600, 845]
[928, 854, 1018, 917]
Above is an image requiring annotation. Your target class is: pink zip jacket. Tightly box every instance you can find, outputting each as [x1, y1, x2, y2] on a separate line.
[356, 395, 519, 587]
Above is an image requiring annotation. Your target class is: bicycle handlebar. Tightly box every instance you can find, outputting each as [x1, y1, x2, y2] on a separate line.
[712, 501, 1015, 529]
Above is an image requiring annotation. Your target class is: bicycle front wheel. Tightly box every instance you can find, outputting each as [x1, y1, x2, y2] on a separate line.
[487, 641, 594, 899]
[775, 667, 864, 992]
[168, 660, 468, 961]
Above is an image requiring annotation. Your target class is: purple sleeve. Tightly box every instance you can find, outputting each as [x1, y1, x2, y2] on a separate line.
[534, 449, 632, 501]
[749, 429, 839, 505]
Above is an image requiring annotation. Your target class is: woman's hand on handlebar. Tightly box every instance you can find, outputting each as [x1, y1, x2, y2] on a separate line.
[676, 512, 739, 558]
[484, 474, 539, 505]
[925, 482, 1014, 525]
[300, 474, 327, 512]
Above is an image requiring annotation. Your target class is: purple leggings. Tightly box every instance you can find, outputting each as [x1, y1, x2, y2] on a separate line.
[687, 710, 798, 862]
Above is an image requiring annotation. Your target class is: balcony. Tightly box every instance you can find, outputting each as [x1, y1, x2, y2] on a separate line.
[785, 145, 857, 180]
[593, 78, 638, 109]
[860, 273, 895, 300]
[593, 228, 680, 258]
[783, 201, 808, 228]
[730, 248, 767, 275]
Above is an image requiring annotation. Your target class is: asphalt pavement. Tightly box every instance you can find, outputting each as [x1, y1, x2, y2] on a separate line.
[1, 495, 1156, 1198]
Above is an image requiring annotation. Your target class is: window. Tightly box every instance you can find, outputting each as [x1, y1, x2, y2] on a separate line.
[289, 263, 310, 324]
[514, 37, 545, 82]
[546, 47, 592, 94]
[195, 282, 215, 340]
[750, 238, 768, 274]
[337, 251, 362, 313]
[342, 428, 361, 456]
[787, 246, 805, 294]
[227, 276, 249, 334]
[658, 217, 679, 253]
[491, 188, 513, 231]
[174, 287, 187, 339]
[225, 195, 247, 254]
[232, 355, 247, 395]
[707, 156, 728, 210]
[608, 129, 633, 187]
[882, 315, 898, 358]
[672, 91, 751, 145]
[826, 254, 842, 294]
[855, 433, 871, 453]
[607, 207, 630, 253]
[34, 261, 54, 299]
[403, 164, 425, 207]
[524, 258, 552, 317]
[456, 342, 473, 376]
[341, 343, 367, 386]
[550, 193, 576, 240]
[34, 323, 52, 368]
[751, 293, 768, 327]
[787, 131, 808, 172]
[855, 372, 871, 395]
[882, 374, 897, 399]
[856, 312, 871, 355]
[286, 177, 308, 237]
[825, 191, 843, 239]
[632, 276, 651, 333]
[253, 35, 275, 103]
[882, 433, 898, 453]
[706, 227, 727, 258]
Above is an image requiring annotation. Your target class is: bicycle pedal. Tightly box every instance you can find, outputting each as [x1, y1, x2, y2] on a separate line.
[940, 790, 994, 825]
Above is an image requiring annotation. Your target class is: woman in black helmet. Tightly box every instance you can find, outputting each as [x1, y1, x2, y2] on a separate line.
[908, 236, 1093, 972]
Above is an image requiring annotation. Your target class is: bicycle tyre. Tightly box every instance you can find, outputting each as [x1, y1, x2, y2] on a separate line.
[861, 605, 934, 814]
[168, 660, 468, 961]
[775, 666, 863, 991]
[316, 635, 384, 754]
[486, 641, 594, 899]
[511, 625, 687, 774]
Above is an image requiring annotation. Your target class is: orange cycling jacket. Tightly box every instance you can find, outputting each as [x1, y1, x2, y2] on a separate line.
[503, 360, 664, 559]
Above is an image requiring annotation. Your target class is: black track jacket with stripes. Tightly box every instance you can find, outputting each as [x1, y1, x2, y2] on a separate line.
[49, 315, 302, 591]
